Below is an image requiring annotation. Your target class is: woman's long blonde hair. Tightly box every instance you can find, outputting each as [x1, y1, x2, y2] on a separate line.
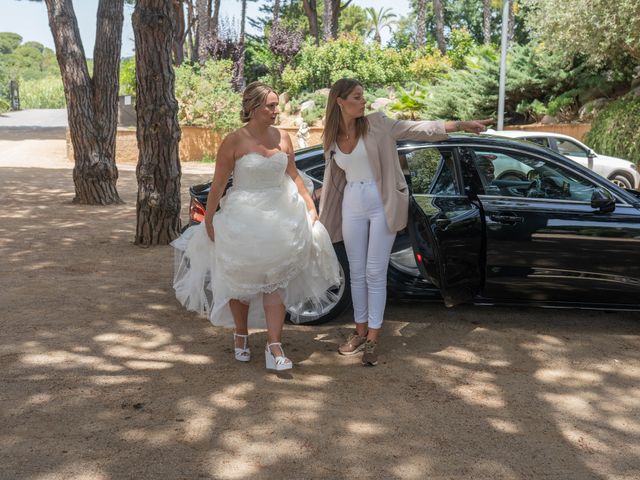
[322, 78, 369, 153]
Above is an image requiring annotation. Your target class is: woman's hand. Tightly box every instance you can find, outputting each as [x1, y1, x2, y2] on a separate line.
[447, 118, 493, 134]
[308, 209, 319, 225]
[464, 118, 493, 133]
[204, 215, 215, 242]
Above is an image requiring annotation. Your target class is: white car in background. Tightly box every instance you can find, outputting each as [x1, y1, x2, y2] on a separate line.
[485, 130, 640, 189]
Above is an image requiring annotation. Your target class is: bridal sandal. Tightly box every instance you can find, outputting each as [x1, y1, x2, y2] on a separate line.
[233, 333, 251, 362]
[265, 342, 293, 371]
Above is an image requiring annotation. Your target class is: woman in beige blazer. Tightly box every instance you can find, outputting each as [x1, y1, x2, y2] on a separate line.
[319, 78, 490, 366]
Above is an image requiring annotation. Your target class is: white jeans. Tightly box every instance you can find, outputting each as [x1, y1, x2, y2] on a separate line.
[342, 181, 396, 330]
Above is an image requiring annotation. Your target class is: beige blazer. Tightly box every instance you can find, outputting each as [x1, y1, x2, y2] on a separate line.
[319, 112, 448, 243]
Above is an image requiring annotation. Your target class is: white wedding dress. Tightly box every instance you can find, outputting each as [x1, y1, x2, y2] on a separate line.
[171, 151, 340, 327]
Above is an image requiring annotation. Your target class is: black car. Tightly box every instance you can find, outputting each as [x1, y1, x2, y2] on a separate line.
[187, 135, 640, 324]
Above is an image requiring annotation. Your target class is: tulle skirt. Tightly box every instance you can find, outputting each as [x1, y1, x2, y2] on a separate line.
[171, 178, 340, 328]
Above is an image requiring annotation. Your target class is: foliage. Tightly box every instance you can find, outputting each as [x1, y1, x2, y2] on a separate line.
[585, 94, 640, 165]
[515, 98, 546, 122]
[522, 0, 640, 69]
[365, 7, 397, 44]
[546, 89, 580, 119]
[408, 48, 452, 83]
[267, 23, 304, 86]
[339, 5, 369, 38]
[174, 60, 242, 134]
[0, 32, 23, 54]
[445, 0, 530, 45]
[389, 83, 432, 119]
[281, 35, 413, 95]
[119, 57, 136, 96]
[417, 42, 574, 120]
[447, 28, 475, 69]
[19, 77, 65, 109]
[0, 33, 62, 109]
[297, 90, 328, 126]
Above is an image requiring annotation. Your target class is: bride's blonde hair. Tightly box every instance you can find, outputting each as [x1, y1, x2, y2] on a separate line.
[241, 81, 276, 123]
[322, 78, 369, 153]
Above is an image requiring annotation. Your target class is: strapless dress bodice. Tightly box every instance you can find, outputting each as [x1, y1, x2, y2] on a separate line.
[233, 151, 288, 190]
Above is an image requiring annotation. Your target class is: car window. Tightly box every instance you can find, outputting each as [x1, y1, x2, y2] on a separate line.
[405, 148, 458, 195]
[470, 147, 599, 202]
[556, 138, 589, 158]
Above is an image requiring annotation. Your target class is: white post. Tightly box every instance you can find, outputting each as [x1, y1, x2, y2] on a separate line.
[497, 0, 510, 130]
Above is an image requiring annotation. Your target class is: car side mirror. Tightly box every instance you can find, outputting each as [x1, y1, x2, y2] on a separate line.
[591, 187, 615, 213]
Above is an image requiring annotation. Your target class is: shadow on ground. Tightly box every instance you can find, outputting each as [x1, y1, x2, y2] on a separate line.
[1, 166, 639, 479]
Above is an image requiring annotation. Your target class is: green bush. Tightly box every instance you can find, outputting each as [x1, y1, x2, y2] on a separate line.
[447, 28, 476, 69]
[408, 49, 452, 84]
[19, 76, 65, 109]
[0, 96, 10, 113]
[585, 94, 640, 165]
[119, 57, 136, 96]
[174, 60, 242, 135]
[281, 35, 413, 95]
[420, 42, 575, 120]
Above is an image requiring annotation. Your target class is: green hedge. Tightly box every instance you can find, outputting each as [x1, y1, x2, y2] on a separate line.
[19, 76, 66, 109]
[174, 60, 242, 135]
[585, 94, 640, 165]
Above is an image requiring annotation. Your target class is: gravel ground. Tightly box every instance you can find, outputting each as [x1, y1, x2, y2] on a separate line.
[1, 137, 639, 480]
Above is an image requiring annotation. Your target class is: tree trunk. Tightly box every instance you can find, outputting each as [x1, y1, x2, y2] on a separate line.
[132, 0, 182, 246]
[232, 0, 246, 91]
[44, 0, 123, 205]
[172, 0, 185, 65]
[302, 0, 319, 45]
[186, 0, 197, 62]
[415, 0, 426, 48]
[196, 0, 209, 63]
[273, 0, 280, 23]
[322, 0, 332, 41]
[483, 0, 491, 44]
[433, 0, 446, 54]
[210, 0, 220, 39]
[330, 0, 343, 39]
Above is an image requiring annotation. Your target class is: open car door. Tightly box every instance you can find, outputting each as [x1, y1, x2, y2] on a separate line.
[404, 146, 484, 307]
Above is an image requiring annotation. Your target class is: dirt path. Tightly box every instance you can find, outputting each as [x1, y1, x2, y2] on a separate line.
[1, 138, 640, 480]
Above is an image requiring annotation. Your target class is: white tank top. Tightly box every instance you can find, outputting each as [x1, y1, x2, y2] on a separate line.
[333, 138, 374, 182]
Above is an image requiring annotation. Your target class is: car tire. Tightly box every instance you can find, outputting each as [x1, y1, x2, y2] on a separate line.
[609, 173, 633, 189]
[286, 242, 352, 326]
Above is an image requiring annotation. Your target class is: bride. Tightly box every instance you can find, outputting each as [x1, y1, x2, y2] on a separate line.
[172, 82, 340, 372]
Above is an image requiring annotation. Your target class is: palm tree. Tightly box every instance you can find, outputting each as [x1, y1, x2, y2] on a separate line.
[365, 7, 397, 44]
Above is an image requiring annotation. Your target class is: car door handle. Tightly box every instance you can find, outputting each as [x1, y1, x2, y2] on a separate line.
[490, 213, 523, 224]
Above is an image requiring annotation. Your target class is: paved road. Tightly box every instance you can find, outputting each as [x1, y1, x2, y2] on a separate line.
[0, 109, 68, 140]
[0, 108, 68, 127]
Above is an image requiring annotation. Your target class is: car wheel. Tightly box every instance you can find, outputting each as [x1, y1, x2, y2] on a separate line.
[286, 242, 352, 325]
[609, 173, 633, 189]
